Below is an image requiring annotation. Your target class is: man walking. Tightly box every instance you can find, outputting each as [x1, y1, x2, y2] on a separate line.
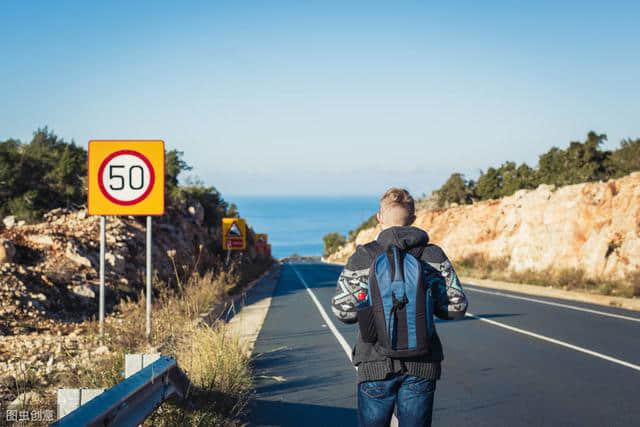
[331, 188, 468, 426]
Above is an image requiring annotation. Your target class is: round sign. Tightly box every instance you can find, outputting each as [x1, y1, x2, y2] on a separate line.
[97, 150, 156, 206]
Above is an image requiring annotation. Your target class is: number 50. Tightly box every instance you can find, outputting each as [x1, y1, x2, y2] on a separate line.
[109, 165, 145, 190]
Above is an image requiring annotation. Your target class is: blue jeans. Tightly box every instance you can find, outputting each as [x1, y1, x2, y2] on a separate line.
[357, 374, 436, 427]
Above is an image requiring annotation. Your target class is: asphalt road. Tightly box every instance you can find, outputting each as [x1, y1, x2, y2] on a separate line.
[247, 262, 640, 426]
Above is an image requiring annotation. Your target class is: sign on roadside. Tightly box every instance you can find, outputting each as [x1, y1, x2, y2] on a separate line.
[87, 139, 165, 340]
[222, 218, 247, 250]
[256, 233, 268, 244]
[88, 140, 165, 216]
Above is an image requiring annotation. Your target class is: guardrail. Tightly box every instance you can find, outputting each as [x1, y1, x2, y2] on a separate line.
[51, 356, 190, 427]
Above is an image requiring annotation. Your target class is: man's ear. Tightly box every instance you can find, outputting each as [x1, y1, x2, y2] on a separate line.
[376, 211, 382, 225]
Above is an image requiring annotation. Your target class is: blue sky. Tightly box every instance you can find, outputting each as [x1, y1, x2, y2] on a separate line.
[1, 1, 638, 196]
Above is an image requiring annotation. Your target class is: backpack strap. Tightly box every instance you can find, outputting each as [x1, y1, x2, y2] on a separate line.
[362, 241, 383, 261]
[409, 246, 425, 260]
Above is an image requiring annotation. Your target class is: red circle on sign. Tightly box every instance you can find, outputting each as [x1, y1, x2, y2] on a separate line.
[97, 150, 156, 206]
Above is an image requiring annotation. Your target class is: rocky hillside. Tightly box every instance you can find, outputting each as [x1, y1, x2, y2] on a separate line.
[0, 202, 264, 337]
[0, 202, 272, 412]
[329, 172, 640, 286]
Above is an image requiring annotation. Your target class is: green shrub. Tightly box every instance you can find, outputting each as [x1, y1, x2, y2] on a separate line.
[436, 173, 475, 207]
[0, 128, 87, 221]
[456, 256, 638, 298]
[348, 213, 378, 241]
[607, 138, 640, 178]
[323, 232, 347, 257]
[431, 131, 640, 205]
[0, 130, 237, 226]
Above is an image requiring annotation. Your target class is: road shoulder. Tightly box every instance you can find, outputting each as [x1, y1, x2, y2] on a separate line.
[226, 265, 282, 355]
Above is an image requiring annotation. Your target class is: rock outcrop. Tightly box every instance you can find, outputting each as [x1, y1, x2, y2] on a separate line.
[0, 204, 264, 336]
[329, 172, 640, 284]
[0, 203, 270, 406]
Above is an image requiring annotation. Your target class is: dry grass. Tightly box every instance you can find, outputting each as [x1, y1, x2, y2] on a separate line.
[146, 323, 253, 426]
[455, 253, 640, 298]
[45, 258, 272, 426]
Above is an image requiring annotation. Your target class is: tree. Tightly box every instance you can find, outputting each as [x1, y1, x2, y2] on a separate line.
[0, 129, 246, 228]
[515, 163, 539, 190]
[323, 232, 346, 257]
[0, 128, 87, 220]
[165, 150, 192, 191]
[227, 203, 240, 218]
[173, 184, 228, 227]
[436, 173, 474, 207]
[538, 131, 609, 186]
[607, 138, 640, 178]
[475, 167, 502, 200]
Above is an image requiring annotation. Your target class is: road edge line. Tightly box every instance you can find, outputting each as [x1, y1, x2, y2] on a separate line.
[290, 264, 353, 362]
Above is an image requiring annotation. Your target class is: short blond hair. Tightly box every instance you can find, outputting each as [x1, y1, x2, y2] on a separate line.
[379, 188, 415, 226]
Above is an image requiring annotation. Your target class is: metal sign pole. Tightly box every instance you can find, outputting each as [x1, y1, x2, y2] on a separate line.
[99, 216, 106, 336]
[146, 216, 152, 340]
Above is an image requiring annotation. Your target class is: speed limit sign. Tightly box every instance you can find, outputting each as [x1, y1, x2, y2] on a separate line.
[88, 140, 165, 215]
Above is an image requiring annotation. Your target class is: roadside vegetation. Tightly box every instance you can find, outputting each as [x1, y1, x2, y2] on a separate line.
[435, 131, 640, 207]
[322, 232, 346, 257]
[0, 128, 271, 425]
[0, 128, 237, 224]
[454, 253, 640, 298]
[7, 259, 272, 426]
[322, 213, 378, 255]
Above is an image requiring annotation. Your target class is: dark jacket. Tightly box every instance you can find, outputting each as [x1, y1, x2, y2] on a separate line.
[331, 226, 468, 383]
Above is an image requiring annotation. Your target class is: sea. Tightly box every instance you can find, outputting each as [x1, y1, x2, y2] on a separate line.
[229, 196, 379, 259]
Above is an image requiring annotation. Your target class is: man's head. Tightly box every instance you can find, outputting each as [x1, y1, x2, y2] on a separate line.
[377, 187, 416, 230]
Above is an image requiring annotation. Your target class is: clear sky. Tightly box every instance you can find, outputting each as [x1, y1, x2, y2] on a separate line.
[1, 1, 638, 196]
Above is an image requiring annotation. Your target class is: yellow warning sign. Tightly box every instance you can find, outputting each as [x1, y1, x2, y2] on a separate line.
[88, 140, 165, 216]
[256, 233, 268, 244]
[222, 218, 247, 250]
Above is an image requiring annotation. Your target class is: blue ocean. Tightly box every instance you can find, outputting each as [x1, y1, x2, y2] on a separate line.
[229, 196, 379, 259]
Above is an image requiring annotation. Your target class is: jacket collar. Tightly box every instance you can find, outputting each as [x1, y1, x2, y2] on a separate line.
[376, 226, 429, 250]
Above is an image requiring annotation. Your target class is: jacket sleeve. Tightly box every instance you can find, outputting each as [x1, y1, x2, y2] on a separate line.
[330, 245, 371, 324]
[422, 245, 468, 320]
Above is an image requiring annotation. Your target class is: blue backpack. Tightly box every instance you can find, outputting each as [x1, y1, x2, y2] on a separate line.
[357, 244, 434, 358]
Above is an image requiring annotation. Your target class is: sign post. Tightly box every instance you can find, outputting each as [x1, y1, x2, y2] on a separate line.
[146, 216, 152, 339]
[99, 216, 106, 336]
[88, 140, 165, 339]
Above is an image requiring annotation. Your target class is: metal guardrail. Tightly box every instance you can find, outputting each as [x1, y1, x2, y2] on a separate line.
[51, 356, 190, 427]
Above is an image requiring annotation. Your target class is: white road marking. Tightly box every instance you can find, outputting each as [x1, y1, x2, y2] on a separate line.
[465, 286, 640, 323]
[290, 265, 353, 361]
[290, 264, 400, 426]
[466, 312, 640, 373]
